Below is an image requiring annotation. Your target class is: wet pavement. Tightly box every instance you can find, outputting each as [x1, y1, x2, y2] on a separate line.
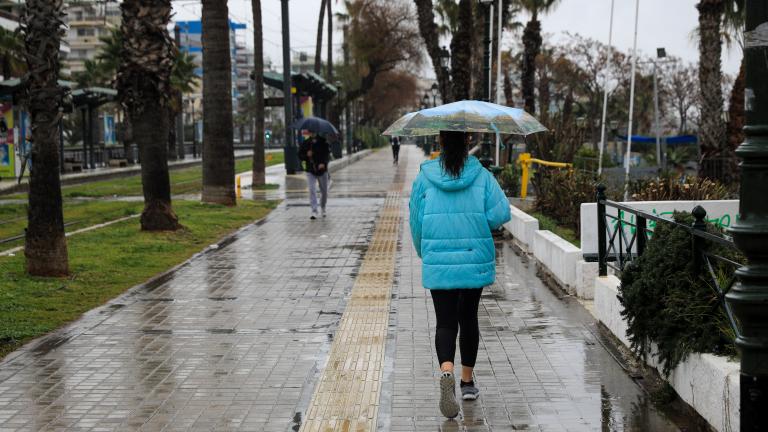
[0, 146, 680, 431]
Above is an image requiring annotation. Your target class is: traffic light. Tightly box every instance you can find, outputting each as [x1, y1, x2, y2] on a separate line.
[265, 129, 271, 143]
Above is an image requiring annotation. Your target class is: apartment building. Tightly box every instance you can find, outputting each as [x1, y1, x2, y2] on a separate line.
[63, 1, 120, 74]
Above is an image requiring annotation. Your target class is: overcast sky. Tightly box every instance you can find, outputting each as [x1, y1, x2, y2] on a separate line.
[171, 0, 742, 77]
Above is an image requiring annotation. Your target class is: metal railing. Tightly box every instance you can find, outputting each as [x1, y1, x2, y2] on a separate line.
[595, 184, 743, 341]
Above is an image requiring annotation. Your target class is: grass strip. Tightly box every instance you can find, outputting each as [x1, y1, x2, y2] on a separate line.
[529, 211, 581, 248]
[1, 153, 284, 200]
[0, 199, 277, 359]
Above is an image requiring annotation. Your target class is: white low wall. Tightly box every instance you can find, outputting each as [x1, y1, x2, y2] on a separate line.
[503, 205, 539, 250]
[594, 276, 740, 432]
[532, 230, 581, 294]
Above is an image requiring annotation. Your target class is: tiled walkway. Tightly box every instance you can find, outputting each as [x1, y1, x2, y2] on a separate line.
[0, 146, 680, 431]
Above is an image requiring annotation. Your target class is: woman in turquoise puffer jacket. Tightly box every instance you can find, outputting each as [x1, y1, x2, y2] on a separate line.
[409, 130, 511, 418]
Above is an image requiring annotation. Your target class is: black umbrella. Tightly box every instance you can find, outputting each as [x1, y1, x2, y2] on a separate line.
[290, 116, 339, 135]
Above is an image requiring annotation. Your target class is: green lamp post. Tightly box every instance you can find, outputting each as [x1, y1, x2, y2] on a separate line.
[478, 0, 494, 169]
[725, 1, 768, 430]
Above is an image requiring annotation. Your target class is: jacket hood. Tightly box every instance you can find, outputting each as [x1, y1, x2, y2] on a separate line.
[421, 156, 483, 191]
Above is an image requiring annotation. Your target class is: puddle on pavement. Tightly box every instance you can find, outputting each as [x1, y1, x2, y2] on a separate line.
[497, 242, 695, 431]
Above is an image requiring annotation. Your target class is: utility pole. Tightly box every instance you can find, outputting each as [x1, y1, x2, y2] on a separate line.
[281, 0, 297, 174]
[598, 0, 616, 176]
[726, 1, 768, 430]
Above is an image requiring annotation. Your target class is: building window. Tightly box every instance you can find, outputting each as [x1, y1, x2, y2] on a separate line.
[77, 28, 95, 37]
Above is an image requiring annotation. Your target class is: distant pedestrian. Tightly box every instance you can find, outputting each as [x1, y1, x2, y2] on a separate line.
[298, 133, 331, 219]
[409, 130, 511, 419]
[390, 136, 401, 165]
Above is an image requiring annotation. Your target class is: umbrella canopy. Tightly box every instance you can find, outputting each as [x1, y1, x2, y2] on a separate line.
[290, 116, 339, 135]
[382, 100, 547, 137]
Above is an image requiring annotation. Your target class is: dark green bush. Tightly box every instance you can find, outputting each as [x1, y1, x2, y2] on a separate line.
[629, 174, 731, 201]
[533, 168, 597, 234]
[618, 212, 741, 375]
[496, 163, 520, 197]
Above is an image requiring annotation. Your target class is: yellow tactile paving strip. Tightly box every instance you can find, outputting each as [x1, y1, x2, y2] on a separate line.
[300, 192, 402, 432]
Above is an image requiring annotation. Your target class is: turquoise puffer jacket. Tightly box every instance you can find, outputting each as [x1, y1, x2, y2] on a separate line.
[409, 156, 511, 289]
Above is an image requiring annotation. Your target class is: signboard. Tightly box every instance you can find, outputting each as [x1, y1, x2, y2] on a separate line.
[0, 103, 14, 179]
[580, 200, 740, 255]
[103, 115, 116, 145]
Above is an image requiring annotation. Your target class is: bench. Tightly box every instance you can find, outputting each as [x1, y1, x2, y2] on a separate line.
[63, 159, 83, 173]
[108, 158, 128, 168]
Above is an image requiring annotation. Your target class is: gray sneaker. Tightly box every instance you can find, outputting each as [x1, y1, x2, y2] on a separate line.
[439, 372, 460, 418]
[461, 381, 480, 400]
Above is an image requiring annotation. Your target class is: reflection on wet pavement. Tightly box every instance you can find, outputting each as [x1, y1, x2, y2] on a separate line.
[0, 146, 683, 431]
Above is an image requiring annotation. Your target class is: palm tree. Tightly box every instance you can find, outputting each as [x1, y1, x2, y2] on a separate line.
[117, 0, 180, 230]
[251, 0, 266, 187]
[451, 0, 473, 101]
[414, 0, 454, 102]
[169, 49, 199, 160]
[0, 26, 26, 79]
[326, 0, 333, 81]
[314, 0, 327, 75]
[518, 0, 561, 115]
[722, 0, 745, 184]
[696, 0, 727, 180]
[201, 0, 236, 205]
[22, 0, 69, 276]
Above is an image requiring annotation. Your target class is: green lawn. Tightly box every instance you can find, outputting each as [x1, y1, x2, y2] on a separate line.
[0, 201, 144, 250]
[529, 211, 581, 248]
[1, 153, 284, 200]
[0, 199, 278, 359]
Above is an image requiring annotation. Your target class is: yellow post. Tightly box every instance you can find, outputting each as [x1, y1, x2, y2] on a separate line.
[518, 153, 531, 199]
[236, 174, 242, 198]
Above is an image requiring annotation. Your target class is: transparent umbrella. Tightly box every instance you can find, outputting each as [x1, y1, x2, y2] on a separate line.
[382, 100, 547, 137]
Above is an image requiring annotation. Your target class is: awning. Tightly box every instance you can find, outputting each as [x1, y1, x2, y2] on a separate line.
[261, 70, 337, 100]
[617, 134, 698, 145]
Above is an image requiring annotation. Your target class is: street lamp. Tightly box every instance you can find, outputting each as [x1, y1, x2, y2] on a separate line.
[439, 46, 450, 102]
[726, 2, 768, 429]
[430, 82, 439, 107]
[479, 0, 494, 169]
[423, 92, 431, 108]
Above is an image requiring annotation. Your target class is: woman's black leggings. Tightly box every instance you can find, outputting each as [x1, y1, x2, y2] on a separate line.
[430, 288, 483, 368]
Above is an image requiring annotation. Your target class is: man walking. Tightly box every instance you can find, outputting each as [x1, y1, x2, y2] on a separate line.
[298, 133, 331, 219]
[391, 136, 401, 165]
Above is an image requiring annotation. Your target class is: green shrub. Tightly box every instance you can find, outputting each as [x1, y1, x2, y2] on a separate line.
[573, 146, 616, 171]
[533, 168, 597, 234]
[618, 212, 741, 375]
[629, 174, 731, 201]
[355, 126, 388, 148]
[496, 163, 520, 197]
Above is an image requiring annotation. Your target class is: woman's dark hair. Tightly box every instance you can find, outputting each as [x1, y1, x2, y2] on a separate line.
[439, 130, 468, 178]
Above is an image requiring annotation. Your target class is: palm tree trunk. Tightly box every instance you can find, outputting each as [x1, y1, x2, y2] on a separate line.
[252, 0, 266, 187]
[451, 0, 473, 101]
[725, 57, 745, 184]
[118, 0, 179, 231]
[135, 104, 178, 230]
[521, 10, 541, 115]
[696, 0, 726, 180]
[202, 0, 236, 205]
[23, 0, 69, 276]
[326, 0, 333, 81]
[314, 0, 327, 75]
[414, 0, 452, 102]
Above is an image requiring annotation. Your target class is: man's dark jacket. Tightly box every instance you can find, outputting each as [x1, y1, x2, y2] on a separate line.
[298, 136, 331, 175]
